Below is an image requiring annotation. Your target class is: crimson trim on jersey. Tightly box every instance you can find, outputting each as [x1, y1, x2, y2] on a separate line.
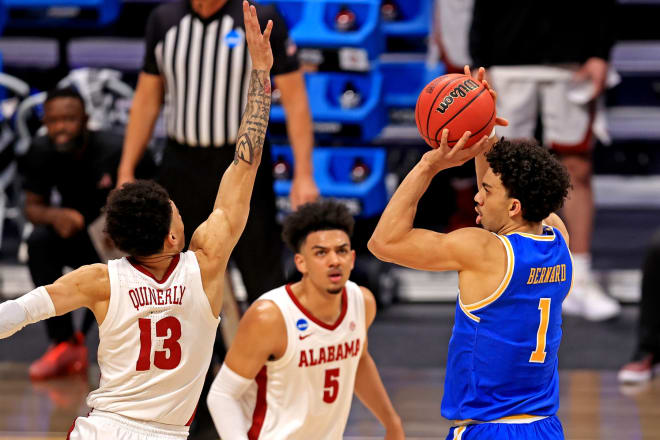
[65, 418, 77, 440]
[128, 254, 181, 284]
[285, 284, 348, 331]
[66, 412, 89, 439]
[185, 404, 197, 426]
[247, 366, 268, 440]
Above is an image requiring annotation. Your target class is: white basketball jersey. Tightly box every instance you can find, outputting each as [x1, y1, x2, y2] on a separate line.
[240, 281, 366, 440]
[86, 251, 220, 426]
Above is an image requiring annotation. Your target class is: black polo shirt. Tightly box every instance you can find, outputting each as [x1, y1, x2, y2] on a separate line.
[20, 131, 156, 224]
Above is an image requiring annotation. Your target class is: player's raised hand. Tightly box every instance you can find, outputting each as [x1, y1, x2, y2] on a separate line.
[243, 1, 273, 71]
[422, 129, 493, 173]
[464, 65, 508, 128]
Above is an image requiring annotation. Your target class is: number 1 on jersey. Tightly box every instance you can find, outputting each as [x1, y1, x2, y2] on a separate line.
[529, 298, 551, 363]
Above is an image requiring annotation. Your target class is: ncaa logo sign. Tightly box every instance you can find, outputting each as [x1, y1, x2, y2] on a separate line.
[225, 29, 241, 48]
[296, 319, 308, 331]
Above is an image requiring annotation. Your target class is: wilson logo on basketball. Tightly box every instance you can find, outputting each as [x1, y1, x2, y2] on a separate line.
[435, 79, 480, 114]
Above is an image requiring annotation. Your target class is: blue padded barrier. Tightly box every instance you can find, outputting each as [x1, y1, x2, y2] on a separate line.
[270, 70, 386, 141]
[271, 145, 387, 218]
[381, 0, 432, 38]
[380, 58, 445, 108]
[257, 0, 383, 63]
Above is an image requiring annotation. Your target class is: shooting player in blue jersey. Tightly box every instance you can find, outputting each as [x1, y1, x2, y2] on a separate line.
[368, 67, 573, 440]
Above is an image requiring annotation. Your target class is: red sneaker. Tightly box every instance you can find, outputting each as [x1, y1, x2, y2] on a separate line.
[29, 336, 88, 381]
[617, 352, 660, 384]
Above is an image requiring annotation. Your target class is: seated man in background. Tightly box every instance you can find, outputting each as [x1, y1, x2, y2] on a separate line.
[19, 87, 155, 380]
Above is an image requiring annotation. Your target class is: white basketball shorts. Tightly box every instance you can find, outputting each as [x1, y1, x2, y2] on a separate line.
[67, 410, 190, 440]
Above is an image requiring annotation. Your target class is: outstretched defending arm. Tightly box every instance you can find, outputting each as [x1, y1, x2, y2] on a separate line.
[189, 1, 273, 315]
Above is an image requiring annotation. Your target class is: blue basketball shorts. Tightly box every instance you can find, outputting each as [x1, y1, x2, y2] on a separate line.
[446, 415, 564, 440]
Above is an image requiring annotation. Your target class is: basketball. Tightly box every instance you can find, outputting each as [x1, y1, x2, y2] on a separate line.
[415, 73, 496, 149]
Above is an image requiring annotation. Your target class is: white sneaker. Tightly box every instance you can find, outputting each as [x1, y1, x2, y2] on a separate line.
[562, 278, 621, 321]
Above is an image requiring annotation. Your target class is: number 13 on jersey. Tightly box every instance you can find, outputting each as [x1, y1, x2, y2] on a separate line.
[136, 316, 183, 371]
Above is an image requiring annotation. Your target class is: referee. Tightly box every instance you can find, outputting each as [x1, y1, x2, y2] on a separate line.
[117, 0, 318, 301]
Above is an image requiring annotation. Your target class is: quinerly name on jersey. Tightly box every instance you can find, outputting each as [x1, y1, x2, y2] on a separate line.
[298, 338, 361, 368]
[128, 285, 187, 311]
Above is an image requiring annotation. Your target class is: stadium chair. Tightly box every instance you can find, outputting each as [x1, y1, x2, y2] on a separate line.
[67, 38, 145, 73]
[3, 0, 120, 28]
[0, 38, 59, 70]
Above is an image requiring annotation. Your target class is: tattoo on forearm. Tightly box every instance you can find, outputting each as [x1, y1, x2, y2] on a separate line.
[234, 69, 271, 166]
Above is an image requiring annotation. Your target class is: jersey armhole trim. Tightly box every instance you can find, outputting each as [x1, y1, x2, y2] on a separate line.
[458, 300, 481, 323]
[462, 234, 514, 314]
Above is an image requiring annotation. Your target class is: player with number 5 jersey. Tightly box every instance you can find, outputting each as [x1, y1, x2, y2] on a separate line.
[207, 200, 404, 440]
[369, 67, 573, 439]
[0, 2, 274, 438]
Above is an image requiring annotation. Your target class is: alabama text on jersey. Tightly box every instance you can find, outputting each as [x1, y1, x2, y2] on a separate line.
[240, 281, 366, 440]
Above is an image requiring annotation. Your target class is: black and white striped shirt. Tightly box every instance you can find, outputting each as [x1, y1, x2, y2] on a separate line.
[143, 0, 298, 147]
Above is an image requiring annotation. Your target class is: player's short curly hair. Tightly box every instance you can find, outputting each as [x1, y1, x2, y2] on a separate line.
[282, 200, 355, 252]
[104, 180, 172, 256]
[486, 138, 571, 223]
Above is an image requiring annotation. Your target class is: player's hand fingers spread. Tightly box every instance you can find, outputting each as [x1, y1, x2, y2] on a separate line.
[439, 128, 450, 153]
[477, 67, 486, 83]
[464, 65, 472, 77]
[496, 117, 509, 127]
[450, 131, 471, 154]
[263, 19, 273, 41]
[456, 135, 487, 162]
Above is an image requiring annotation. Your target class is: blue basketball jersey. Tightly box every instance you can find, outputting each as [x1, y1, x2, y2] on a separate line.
[442, 225, 572, 423]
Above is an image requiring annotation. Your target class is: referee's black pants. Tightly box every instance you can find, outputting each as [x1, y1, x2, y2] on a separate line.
[26, 225, 99, 344]
[158, 138, 286, 303]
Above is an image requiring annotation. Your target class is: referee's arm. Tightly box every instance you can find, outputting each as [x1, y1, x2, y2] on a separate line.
[117, 73, 164, 187]
[117, 9, 164, 187]
[265, 5, 318, 209]
[276, 70, 317, 210]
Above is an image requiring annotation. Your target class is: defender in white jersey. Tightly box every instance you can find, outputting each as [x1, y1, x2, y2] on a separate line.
[207, 200, 405, 439]
[0, 4, 274, 438]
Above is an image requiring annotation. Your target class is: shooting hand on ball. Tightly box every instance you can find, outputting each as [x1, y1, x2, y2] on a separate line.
[464, 65, 509, 130]
[422, 129, 492, 174]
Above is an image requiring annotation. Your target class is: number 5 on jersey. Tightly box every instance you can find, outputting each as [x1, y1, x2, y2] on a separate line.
[323, 368, 340, 403]
[136, 317, 183, 371]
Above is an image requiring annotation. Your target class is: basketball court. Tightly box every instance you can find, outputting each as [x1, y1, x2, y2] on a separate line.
[1, 300, 659, 439]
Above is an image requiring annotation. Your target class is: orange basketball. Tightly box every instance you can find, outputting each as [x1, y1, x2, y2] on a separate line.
[415, 73, 496, 149]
